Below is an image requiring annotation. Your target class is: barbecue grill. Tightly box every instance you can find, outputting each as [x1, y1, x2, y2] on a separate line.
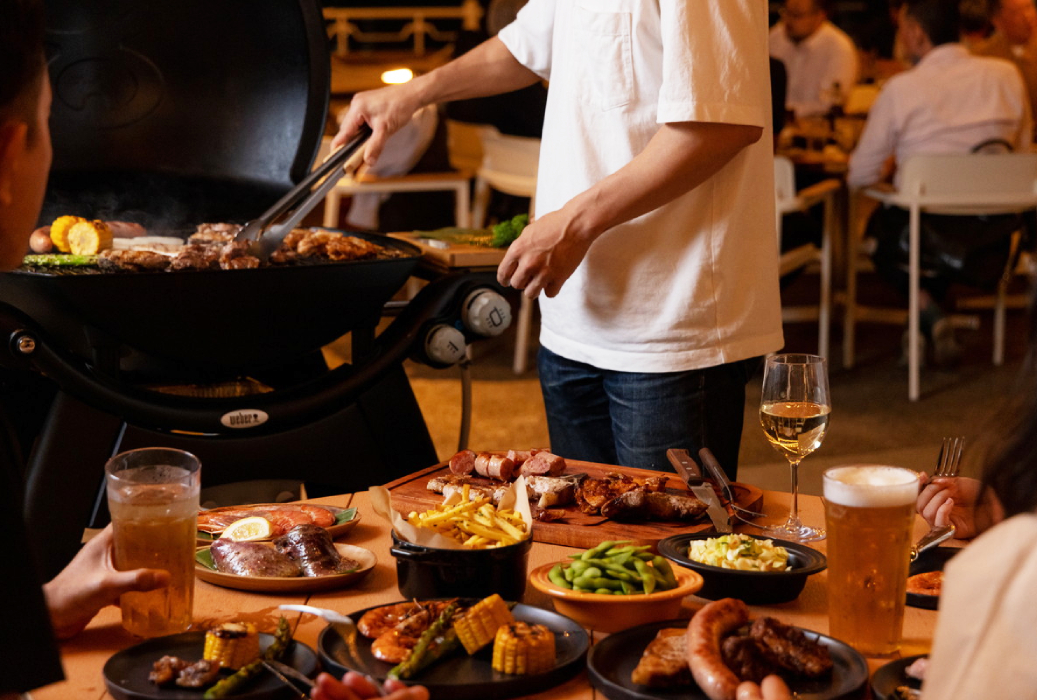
[5, 0, 513, 578]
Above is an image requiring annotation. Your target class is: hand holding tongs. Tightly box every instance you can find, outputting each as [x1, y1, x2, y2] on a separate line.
[235, 124, 373, 261]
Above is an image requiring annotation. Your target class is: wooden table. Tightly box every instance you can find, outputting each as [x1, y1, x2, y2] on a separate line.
[33, 488, 941, 700]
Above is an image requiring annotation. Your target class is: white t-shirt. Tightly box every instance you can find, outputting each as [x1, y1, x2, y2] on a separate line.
[921, 513, 1037, 700]
[498, 0, 783, 373]
[847, 44, 1032, 191]
[769, 20, 859, 119]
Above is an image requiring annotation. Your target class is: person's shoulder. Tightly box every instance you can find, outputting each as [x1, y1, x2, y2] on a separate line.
[952, 513, 1037, 569]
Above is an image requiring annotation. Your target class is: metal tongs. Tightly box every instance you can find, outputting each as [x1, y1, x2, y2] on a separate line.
[235, 124, 373, 261]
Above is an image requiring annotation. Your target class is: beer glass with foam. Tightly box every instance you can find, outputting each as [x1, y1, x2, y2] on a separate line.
[823, 465, 918, 655]
[105, 447, 201, 637]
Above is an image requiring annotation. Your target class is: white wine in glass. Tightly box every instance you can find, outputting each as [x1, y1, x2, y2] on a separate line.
[757, 354, 830, 541]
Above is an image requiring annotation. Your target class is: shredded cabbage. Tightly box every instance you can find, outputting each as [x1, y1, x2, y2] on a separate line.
[687, 533, 790, 571]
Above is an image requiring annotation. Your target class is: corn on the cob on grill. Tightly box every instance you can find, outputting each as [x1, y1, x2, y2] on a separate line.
[454, 593, 515, 654]
[203, 622, 260, 669]
[49, 215, 86, 253]
[492, 621, 555, 675]
[66, 219, 113, 255]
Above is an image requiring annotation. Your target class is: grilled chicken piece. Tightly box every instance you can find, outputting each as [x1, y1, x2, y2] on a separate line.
[99, 248, 171, 271]
[169, 243, 220, 270]
[219, 240, 260, 269]
[327, 235, 381, 261]
[175, 659, 221, 688]
[575, 473, 641, 514]
[631, 628, 692, 687]
[149, 656, 189, 686]
[427, 474, 474, 494]
[525, 475, 576, 507]
[600, 489, 708, 522]
[189, 222, 240, 244]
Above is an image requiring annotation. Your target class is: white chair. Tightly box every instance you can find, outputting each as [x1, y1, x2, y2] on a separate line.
[470, 127, 541, 374]
[847, 153, 1037, 400]
[774, 155, 841, 359]
[445, 119, 489, 174]
[319, 136, 473, 230]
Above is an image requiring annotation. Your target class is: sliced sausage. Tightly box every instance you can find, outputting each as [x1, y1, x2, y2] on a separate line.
[449, 449, 476, 475]
[518, 451, 566, 477]
[474, 453, 515, 481]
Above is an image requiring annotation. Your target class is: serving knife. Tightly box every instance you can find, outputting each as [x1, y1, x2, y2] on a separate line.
[666, 448, 732, 533]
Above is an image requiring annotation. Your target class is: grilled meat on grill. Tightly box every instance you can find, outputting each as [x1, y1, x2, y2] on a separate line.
[169, 243, 220, 270]
[98, 249, 171, 271]
[219, 240, 260, 269]
[189, 222, 240, 244]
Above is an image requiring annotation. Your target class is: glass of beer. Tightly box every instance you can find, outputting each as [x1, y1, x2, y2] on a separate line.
[105, 447, 201, 638]
[757, 353, 831, 541]
[823, 465, 918, 655]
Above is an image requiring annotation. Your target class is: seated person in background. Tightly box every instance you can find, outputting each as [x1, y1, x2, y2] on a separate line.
[973, 0, 1037, 140]
[846, 0, 1031, 367]
[912, 294, 1037, 698]
[769, 0, 859, 119]
[855, 0, 910, 82]
[959, 0, 994, 49]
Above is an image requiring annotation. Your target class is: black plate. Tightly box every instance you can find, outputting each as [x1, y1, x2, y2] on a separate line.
[587, 619, 868, 700]
[871, 655, 926, 700]
[657, 533, 827, 604]
[906, 547, 959, 610]
[318, 601, 589, 700]
[103, 631, 318, 700]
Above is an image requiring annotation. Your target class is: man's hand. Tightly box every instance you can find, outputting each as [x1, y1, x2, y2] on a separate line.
[497, 206, 595, 298]
[43, 525, 170, 640]
[331, 85, 423, 166]
[312, 671, 429, 700]
[916, 476, 1002, 539]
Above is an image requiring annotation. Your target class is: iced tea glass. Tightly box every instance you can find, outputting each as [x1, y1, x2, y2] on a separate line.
[823, 465, 917, 655]
[105, 447, 200, 637]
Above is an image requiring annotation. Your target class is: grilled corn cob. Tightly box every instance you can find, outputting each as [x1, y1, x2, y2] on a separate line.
[454, 593, 515, 654]
[492, 621, 555, 675]
[203, 622, 260, 669]
[66, 219, 113, 255]
[49, 215, 86, 253]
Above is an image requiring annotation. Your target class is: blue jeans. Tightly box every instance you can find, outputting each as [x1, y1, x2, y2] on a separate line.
[537, 347, 760, 479]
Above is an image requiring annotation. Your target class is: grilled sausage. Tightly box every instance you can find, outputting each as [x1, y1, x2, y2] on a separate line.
[30, 227, 53, 253]
[449, 449, 477, 475]
[518, 451, 566, 477]
[687, 598, 749, 700]
[474, 453, 515, 481]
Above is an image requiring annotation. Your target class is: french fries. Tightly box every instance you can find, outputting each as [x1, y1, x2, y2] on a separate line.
[406, 484, 529, 548]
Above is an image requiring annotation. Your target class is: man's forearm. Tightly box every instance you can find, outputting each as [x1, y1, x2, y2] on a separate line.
[563, 122, 764, 244]
[409, 37, 542, 108]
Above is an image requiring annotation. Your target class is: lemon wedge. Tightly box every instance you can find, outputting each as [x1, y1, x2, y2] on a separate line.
[220, 516, 273, 542]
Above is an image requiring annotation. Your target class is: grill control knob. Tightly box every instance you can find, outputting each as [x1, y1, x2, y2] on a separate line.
[424, 324, 467, 366]
[462, 288, 512, 337]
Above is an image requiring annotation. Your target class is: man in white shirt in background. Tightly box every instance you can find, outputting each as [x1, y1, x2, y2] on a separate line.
[332, 0, 784, 480]
[974, 0, 1037, 139]
[847, 0, 1031, 367]
[769, 0, 859, 119]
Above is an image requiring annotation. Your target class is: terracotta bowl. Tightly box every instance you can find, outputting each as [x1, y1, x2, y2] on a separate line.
[528, 561, 703, 633]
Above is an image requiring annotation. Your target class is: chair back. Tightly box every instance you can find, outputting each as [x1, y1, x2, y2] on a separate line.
[445, 119, 490, 173]
[477, 128, 541, 198]
[898, 153, 1037, 211]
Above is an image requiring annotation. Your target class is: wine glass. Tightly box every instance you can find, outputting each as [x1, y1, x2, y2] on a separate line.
[756, 353, 831, 542]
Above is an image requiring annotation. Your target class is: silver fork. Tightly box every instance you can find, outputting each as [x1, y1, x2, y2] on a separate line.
[934, 436, 965, 478]
[698, 448, 767, 520]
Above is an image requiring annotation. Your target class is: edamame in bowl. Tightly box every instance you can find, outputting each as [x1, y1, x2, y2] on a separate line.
[528, 540, 704, 633]
[657, 532, 826, 604]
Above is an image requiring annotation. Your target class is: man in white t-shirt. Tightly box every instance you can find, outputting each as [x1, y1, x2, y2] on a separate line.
[333, 0, 784, 477]
[769, 0, 859, 119]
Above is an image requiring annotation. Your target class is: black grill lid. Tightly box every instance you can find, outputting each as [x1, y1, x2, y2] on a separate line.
[41, 0, 330, 229]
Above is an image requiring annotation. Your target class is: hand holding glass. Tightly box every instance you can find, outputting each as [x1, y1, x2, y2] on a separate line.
[757, 353, 830, 541]
[105, 447, 200, 637]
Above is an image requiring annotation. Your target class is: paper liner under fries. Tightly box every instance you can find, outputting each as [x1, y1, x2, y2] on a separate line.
[371, 476, 533, 550]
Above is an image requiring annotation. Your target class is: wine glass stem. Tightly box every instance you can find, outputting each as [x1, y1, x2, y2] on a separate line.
[788, 458, 802, 527]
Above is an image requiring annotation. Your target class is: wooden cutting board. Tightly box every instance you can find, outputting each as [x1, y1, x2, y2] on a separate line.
[389, 232, 507, 268]
[382, 459, 764, 550]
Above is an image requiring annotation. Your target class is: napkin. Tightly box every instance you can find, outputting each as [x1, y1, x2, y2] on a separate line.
[370, 476, 533, 550]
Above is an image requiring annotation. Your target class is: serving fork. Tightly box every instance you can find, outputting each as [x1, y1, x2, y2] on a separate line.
[698, 448, 767, 521]
[933, 436, 965, 478]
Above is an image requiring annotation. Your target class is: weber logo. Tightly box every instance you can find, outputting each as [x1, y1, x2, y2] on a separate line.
[220, 409, 269, 429]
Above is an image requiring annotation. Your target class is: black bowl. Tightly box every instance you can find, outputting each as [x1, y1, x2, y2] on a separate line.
[657, 532, 827, 604]
[389, 530, 532, 600]
[906, 545, 959, 610]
